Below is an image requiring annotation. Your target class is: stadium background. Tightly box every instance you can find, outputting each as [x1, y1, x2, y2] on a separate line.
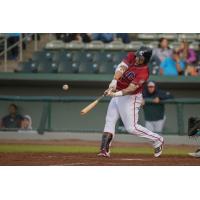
[0, 33, 200, 165]
[0, 33, 200, 134]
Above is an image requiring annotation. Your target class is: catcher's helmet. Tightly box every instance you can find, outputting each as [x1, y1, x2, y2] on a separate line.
[135, 46, 152, 64]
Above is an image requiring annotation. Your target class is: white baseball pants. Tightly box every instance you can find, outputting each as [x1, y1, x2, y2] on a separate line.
[104, 93, 163, 148]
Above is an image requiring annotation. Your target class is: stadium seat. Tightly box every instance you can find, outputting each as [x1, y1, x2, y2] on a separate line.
[148, 41, 159, 49]
[17, 61, 38, 73]
[158, 33, 178, 40]
[85, 41, 105, 50]
[52, 50, 73, 62]
[45, 40, 65, 49]
[98, 61, 115, 74]
[38, 60, 58, 73]
[137, 33, 158, 40]
[78, 61, 98, 74]
[178, 34, 198, 41]
[104, 40, 125, 50]
[65, 41, 85, 50]
[72, 51, 83, 62]
[32, 51, 53, 62]
[112, 51, 126, 64]
[125, 41, 144, 51]
[189, 41, 199, 51]
[58, 60, 78, 73]
[81, 51, 95, 62]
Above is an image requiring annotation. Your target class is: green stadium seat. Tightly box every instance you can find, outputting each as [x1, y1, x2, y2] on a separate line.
[32, 51, 52, 62]
[98, 61, 115, 74]
[38, 60, 58, 73]
[17, 61, 38, 73]
[58, 60, 78, 73]
[52, 50, 73, 62]
[112, 51, 126, 64]
[72, 51, 83, 62]
[78, 61, 98, 74]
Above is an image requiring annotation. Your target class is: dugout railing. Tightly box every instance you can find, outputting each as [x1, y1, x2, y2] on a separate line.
[0, 96, 200, 135]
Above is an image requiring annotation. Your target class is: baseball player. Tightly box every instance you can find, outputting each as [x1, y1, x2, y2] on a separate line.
[98, 46, 164, 158]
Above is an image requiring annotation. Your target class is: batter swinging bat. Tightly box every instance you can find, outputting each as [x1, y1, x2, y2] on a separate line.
[80, 89, 112, 115]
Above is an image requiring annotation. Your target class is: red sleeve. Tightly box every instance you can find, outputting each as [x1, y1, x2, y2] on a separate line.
[122, 52, 135, 66]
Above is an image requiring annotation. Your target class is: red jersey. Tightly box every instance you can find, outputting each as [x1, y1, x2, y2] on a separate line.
[116, 52, 149, 94]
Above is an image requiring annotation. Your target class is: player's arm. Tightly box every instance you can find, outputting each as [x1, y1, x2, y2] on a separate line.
[107, 83, 139, 97]
[104, 62, 128, 94]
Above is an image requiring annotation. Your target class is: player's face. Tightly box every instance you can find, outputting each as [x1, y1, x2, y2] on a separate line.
[135, 56, 145, 65]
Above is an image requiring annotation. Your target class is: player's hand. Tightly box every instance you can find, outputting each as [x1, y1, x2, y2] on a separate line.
[105, 91, 123, 97]
[104, 88, 113, 96]
[109, 79, 117, 90]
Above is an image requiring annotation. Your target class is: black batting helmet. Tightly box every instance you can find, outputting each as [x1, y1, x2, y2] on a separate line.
[135, 46, 152, 64]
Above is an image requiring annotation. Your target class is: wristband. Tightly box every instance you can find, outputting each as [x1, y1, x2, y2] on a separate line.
[113, 91, 123, 97]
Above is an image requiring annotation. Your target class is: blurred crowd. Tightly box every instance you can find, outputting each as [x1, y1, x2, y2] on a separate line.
[55, 33, 130, 44]
[55, 34, 200, 76]
[150, 38, 200, 76]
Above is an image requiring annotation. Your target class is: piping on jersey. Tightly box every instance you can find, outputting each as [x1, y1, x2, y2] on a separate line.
[133, 96, 163, 143]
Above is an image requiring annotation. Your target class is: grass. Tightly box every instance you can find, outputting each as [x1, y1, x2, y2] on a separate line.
[0, 144, 193, 156]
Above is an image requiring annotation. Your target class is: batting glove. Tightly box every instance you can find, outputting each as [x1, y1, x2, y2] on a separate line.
[106, 91, 123, 97]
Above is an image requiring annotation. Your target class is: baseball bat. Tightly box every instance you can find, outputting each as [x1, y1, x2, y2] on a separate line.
[80, 89, 112, 115]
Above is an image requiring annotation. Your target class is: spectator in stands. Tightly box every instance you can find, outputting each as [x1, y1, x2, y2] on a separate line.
[195, 43, 200, 75]
[0, 104, 23, 129]
[116, 33, 130, 43]
[55, 33, 91, 43]
[160, 49, 185, 76]
[92, 33, 114, 43]
[7, 33, 20, 60]
[142, 81, 173, 133]
[177, 40, 197, 76]
[21, 115, 32, 130]
[177, 40, 196, 65]
[153, 38, 172, 62]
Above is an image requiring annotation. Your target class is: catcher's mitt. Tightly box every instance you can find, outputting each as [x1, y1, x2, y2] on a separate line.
[188, 117, 200, 136]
